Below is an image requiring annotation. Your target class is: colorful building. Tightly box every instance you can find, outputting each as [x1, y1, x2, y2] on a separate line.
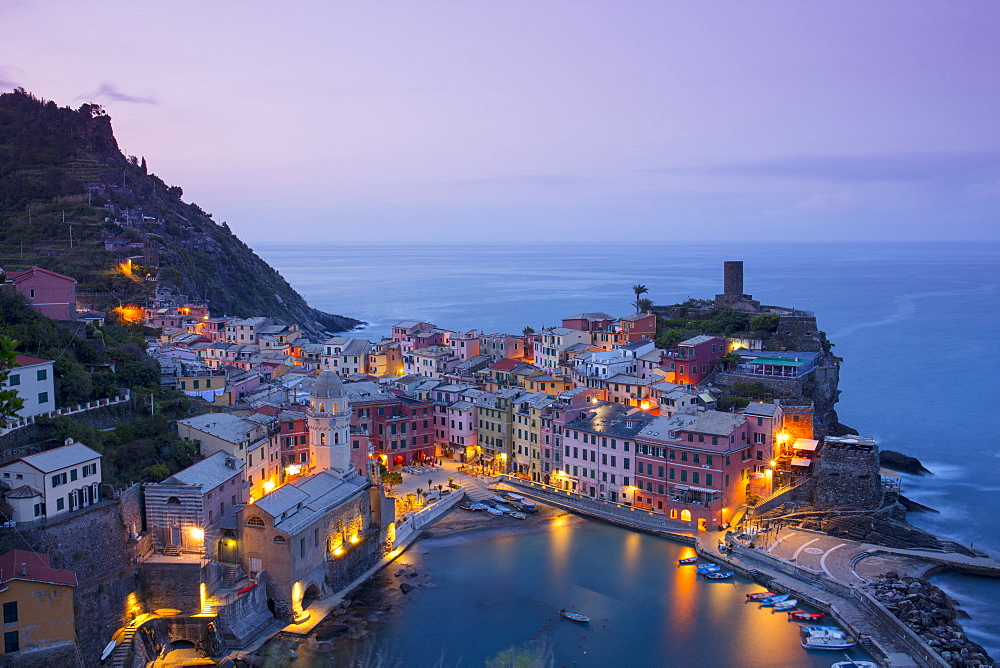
[0, 550, 77, 657]
[5, 266, 77, 321]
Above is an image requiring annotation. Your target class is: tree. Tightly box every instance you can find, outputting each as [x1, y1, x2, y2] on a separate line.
[382, 471, 403, 491]
[0, 337, 25, 422]
[631, 284, 649, 313]
[749, 314, 780, 332]
[522, 326, 535, 336]
[636, 297, 654, 313]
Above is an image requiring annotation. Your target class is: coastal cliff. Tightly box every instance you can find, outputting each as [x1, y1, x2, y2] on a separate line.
[0, 88, 361, 335]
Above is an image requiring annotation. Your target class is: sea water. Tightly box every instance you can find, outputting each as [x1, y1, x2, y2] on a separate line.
[257, 241, 1000, 662]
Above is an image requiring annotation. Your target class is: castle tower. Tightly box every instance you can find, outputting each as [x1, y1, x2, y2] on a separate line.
[307, 371, 351, 475]
[723, 261, 743, 296]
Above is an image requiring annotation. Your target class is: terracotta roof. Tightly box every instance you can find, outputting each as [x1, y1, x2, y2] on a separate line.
[0, 549, 77, 587]
[6, 266, 76, 284]
[4, 485, 41, 498]
[489, 358, 521, 371]
[13, 354, 52, 367]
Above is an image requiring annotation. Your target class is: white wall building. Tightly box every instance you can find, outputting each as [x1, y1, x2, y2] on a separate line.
[0, 439, 102, 523]
[2, 355, 55, 421]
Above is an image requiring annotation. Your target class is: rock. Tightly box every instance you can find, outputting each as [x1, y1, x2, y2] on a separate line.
[216, 660, 236, 668]
[898, 494, 939, 514]
[399, 583, 414, 594]
[880, 450, 931, 476]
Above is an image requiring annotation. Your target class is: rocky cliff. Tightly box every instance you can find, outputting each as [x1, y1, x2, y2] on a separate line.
[0, 88, 361, 336]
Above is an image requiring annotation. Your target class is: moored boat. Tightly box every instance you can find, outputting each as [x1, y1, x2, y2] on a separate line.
[493, 503, 512, 513]
[485, 507, 503, 516]
[492, 495, 511, 504]
[831, 660, 877, 668]
[746, 591, 777, 601]
[787, 611, 825, 621]
[678, 556, 698, 565]
[560, 609, 590, 623]
[799, 625, 846, 636]
[459, 503, 477, 512]
[510, 501, 539, 514]
[509, 511, 527, 519]
[503, 492, 525, 502]
[703, 571, 734, 580]
[694, 563, 721, 573]
[772, 599, 797, 611]
[801, 633, 856, 650]
[760, 594, 790, 606]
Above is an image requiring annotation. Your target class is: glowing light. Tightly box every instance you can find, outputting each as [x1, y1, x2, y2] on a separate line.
[333, 546, 345, 557]
[188, 527, 205, 540]
[115, 305, 143, 324]
[769, 460, 777, 468]
[263, 480, 276, 493]
[285, 464, 302, 476]
[776, 432, 790, 444]
[349, 534, 360, 544]
[640, 400, 651, 410]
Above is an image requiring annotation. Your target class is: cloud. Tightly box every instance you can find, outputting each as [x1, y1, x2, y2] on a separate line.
[662, 151, 1000, 184]
[76, 82, 157, 105]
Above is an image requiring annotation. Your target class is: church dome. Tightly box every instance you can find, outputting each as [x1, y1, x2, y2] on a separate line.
[311, 371, 344, 399]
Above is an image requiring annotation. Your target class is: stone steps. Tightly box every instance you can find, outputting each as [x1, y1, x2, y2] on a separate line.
[109, 627, 135, 668]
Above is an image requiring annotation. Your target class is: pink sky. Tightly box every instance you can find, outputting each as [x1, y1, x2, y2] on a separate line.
[3, 1, 999, 242]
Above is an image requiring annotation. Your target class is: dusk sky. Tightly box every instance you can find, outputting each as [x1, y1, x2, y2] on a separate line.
[3, 1, 998, 243]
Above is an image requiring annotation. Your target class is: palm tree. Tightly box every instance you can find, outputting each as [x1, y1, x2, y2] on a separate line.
[632, 284, 649, 313]
[636, 297, 654, 313]
[522, 326, 535, 336]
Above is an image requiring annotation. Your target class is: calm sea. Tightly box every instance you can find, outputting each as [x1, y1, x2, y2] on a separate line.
[257, 241, 1000, 663]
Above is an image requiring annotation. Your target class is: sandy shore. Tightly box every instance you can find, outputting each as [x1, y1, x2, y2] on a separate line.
[418, 499, 572, 539]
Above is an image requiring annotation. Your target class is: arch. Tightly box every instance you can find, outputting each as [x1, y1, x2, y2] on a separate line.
[273, 535, 286, 543]
[333, 432, 340, 445]
[333, 402, 339, 413]
[303, 583, 321, 604]
[680, 509, 692, 522]
[246, 516, 265, 527]
[319, 403, 325, 413]
[320, 433, 327, 445]
[166, 496, 181, 505]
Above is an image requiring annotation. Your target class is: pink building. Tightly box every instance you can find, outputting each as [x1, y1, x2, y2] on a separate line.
[664, 335, 726, 385]
[558, 402, 656, 503]
[633, 411, 752, 530]
[6, 266, 77, 321]
[562, 312, 615, 332]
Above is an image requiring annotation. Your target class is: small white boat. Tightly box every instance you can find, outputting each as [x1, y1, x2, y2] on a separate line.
[760, 594, 790, 606]
[493, 503, 512, 513]
[492, 495, 511, 504]
[518, 498, 536, 507]
[702, 571, 734, 580]
[486, 507, 503, 516]
[801, 633, 856, 650]
[694, 563, 721, 573]
[831, 660, 877, 668]
[800, 625, 847, 637]
[772, 599, 797, 611]
[509, 511, 526, 520]
[101, 639, 119, 661]
[503, 492, 525, 502]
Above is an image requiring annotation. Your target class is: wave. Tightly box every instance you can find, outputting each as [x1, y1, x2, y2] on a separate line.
[829, 286, 992, 339]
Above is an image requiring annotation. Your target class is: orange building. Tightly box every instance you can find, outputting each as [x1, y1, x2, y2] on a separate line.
[0, 550, 77, 657]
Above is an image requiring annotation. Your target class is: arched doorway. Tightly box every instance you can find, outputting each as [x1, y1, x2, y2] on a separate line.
[303, 584, 321, 608]
[393, 455, 404, 467]
[680, 509, 692, 522]
[698, 518, 707, 531]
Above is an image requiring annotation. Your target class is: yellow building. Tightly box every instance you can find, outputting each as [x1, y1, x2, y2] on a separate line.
[0, 550, 77, 657]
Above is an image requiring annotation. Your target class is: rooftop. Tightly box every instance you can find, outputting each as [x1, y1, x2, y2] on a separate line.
[0, 549, 77, 587]
[177, 413, 261, 444]
[163, 451, 243, 489]
[8, 441, 101, 473]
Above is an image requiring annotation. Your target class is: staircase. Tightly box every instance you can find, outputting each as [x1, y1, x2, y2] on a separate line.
[163, 544, 181, 556]
[109, 626, 135, 668]
[220, 564, 238, 590]
[460, 478, 494, 502]
[198, 595, 218, 616]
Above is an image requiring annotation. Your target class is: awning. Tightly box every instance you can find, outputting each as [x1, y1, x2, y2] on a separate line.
[792, 438, 819, 451]
[699, 393, 715, 403]
[684, 485, 720, 494]
[791, 457, 812, 467]
[879, 467, 901, 479]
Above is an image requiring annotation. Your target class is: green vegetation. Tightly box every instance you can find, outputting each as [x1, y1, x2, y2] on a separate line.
[0, 337, 25, 421]
[717, 396, 751, 411]
[30, 412, 200, 484]
[819, 330, 835, 354]
[749, 314, 780, 332]
[731, 382, 771, 399]
[631, 284, 649, 313]
[654, 308, 750, 349]
[0, 88, 360, 334]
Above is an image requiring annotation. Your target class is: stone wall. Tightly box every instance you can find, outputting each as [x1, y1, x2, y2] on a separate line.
[0, 640, 83, 667]
[812, 443, 884, 510]
[769, 313, 822, 352]
[139, 561, 203, 614]
[216, 577, 274, 646]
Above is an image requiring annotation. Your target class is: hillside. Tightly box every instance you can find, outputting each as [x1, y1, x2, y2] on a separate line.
[0, 88, 361, 335]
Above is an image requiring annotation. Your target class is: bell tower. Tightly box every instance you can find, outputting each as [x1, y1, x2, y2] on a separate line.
[307, 371, 351, 474]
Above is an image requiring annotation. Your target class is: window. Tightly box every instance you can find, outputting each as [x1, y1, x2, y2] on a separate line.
[757, 451, 763, 460]
[274, 535, 286, 543]
[4, 631, 17, 653]
[680, 470, 687, 482]
[7, 374, 18, 386]
[37, 392, 48, 404]
[70, 468, 77, 482]
[246, 516, 265, 527]
[56, 497, 65, 511]
[706, 474, 713, 487]
[754, 433, 766, 444]
[300, 538, 306, 559]
[3, 602, 17, 624]
[36, 369, 47, 381]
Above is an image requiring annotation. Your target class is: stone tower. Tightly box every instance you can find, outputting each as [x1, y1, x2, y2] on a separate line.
[723, 261, 744, 296]
[307, 371, 352, 475]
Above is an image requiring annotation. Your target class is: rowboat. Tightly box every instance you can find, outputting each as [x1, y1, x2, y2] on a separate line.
[787, 611, 824, 621]
[459, 503, 478, 512]
[772, 599, 797, 611]
[492, 495, 511, 504]
[560, 609, 590, 623]
[511, 501, 539, 514]
[801, 633, 856, 650]
[694, 564, 721, 573]
[702, 571, 734, 580]
[503, 492, 525, 502]
[493, 503, 512, 513]
[486, 507, 503, 516]
[746, 591, 777, 601]
[678, 557, 699, 565]
[831, 660, 877, 668]
[509, 511, 527, 519]
[101, 639, 119, 661]
[760, 594, 790, 606]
